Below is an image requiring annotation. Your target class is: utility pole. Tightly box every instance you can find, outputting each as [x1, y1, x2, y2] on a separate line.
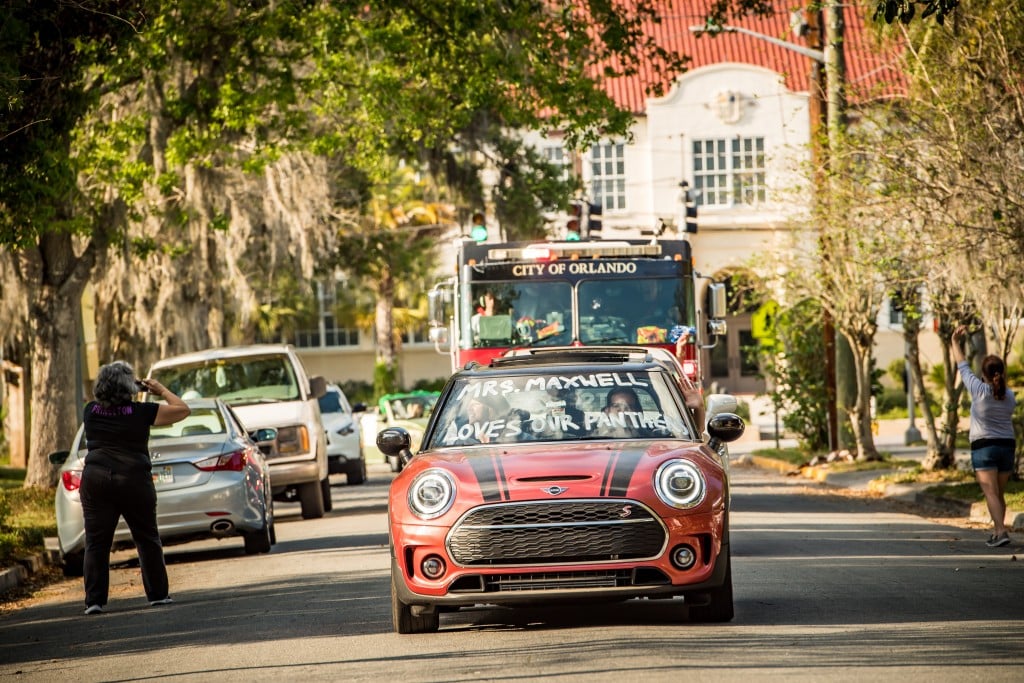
[801, 7, 839, 452]
[823, 1, 856, 449]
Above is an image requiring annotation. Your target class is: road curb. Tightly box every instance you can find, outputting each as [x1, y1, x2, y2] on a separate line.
[0, 551, 51, 597]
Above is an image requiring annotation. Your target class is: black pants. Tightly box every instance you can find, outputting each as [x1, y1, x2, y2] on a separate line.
[80, 464, 169, 606]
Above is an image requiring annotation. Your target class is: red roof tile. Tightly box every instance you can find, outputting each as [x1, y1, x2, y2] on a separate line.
[598, 1, 905, 114]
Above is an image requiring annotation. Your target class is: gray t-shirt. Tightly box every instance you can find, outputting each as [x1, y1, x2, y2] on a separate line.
[957, 361, 1016, 443]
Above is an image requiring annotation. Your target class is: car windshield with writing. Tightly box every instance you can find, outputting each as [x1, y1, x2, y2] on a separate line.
[424, 368, 696, 449]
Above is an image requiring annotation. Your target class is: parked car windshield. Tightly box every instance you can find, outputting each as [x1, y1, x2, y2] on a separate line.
[151, 354, 299, 405]
[424, 369, 695, 449]
[318, 388, 352, 416]
[151, 407, 227, 439]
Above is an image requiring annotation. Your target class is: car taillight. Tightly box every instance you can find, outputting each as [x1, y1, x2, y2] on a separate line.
[61, 470, 82, 492]
[195, 450, 247, 472]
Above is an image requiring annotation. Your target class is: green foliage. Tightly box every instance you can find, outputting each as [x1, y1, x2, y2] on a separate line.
[410, 377, 449, 393]
[0, 471, 56, 566]
[872, 0, 960, 25]
[373, 360, 399, 401]
[336, 379, 375, 407]
[758, 299, 830, 451]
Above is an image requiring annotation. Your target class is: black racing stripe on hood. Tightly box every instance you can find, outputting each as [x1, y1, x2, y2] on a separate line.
[600, 451, 620, 497]
[469, 455, 503, 503]
[493, 454, 510, 501]
[607, 449, 644, 497]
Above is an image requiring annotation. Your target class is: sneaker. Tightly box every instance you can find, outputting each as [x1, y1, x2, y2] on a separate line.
[149, 597, 174, 606]
[84, 604, 103, 615]
[986, 533, 1011, 548]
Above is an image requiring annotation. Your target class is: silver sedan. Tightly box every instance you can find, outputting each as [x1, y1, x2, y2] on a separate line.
[49, 398, 276, 576]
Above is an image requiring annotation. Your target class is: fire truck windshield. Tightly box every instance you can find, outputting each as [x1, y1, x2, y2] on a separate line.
[579, 278, 687, 344]
[469, 282, 572, 348]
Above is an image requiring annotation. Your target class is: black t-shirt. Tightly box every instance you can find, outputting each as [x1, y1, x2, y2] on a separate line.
[83, 401, 160, 474]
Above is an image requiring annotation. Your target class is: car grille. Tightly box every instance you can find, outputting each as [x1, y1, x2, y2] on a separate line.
[447, 500, 666, 566]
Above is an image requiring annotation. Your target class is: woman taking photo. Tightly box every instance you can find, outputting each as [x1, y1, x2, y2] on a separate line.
[79, 360, 191, 614]
[952, 325, 1016, 548]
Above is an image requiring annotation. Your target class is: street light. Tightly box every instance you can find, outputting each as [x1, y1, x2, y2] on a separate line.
[689, 11, 840, 452]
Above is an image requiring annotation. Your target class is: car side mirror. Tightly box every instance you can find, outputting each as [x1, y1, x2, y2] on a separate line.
[706, 412, 745, 452]
[377, 427, 414, 466]
[352, 402, 367, 413]
[309, 375, 328, 399]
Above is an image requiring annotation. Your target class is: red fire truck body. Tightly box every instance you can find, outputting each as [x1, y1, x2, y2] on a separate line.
[428, 238, 725, 383]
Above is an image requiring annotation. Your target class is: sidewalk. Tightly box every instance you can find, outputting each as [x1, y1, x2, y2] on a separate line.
[730, 418, 1024, 531]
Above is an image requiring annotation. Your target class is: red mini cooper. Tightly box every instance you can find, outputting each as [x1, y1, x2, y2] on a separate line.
[377, 348, 744, 633]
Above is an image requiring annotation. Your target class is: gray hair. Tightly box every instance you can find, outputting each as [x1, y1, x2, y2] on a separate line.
[93, 360, 139, 407]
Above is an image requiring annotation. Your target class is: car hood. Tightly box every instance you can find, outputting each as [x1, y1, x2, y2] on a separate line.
[397, 440, 724, 508]
[229, 401, 306, 429]
[320, 412, 354, 432]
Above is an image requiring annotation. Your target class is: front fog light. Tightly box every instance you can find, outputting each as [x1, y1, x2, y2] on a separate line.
[671, 545, 697, 570]
[421, 555, 447, 579]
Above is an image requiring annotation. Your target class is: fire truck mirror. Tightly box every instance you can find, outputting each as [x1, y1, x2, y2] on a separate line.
[708, 283, 728, 319]
[428, 326, 449, 345]
[428, 287, 452, 326]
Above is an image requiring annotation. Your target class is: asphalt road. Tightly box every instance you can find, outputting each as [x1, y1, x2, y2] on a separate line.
[1, 460, 1022, 682]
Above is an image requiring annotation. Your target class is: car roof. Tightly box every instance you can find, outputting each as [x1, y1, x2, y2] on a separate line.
[502, 345, 685, 373]
[150, 344, 295, 368]
[464, 347, 665, 375]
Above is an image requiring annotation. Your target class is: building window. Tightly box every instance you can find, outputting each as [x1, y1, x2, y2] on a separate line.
[692, 137, 766, 207]
[590, 142, 626, 211]
[542, 145, 571, 182]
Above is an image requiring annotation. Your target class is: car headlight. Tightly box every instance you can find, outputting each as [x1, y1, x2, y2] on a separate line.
[654, 459, 706, 509]
[407, 469, 456, 520]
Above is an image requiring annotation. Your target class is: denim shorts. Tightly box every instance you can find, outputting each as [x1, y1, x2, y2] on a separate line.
[971, 445, 1015, 473]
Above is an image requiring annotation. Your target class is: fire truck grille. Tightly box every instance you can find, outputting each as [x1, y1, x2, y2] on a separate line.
[447, 500, 666, 566]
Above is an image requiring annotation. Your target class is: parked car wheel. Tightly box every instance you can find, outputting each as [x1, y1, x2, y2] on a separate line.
[391, 566, 439, 634]
[243, 515, 273, 555]
[347, 460, 367, 485]
[685, 549, 734, 623]
[320, 476, 333, 512]
[62, 551, 84, 578]
[298, 480, 325, 519]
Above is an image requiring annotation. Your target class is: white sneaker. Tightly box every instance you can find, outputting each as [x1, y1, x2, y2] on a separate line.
[149, 597, 174, 606]
[84, 604, 103, 615]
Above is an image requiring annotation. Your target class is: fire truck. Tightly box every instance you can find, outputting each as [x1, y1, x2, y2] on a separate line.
[427, 238, 727, 383]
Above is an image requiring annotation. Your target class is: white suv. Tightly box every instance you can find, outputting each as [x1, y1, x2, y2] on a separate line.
[148, 344, 331, 519]
[319, 384, 367, 484]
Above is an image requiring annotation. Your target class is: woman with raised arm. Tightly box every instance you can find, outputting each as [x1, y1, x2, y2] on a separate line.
[79, 360, 191, 615]
[951, 326, 1016, 548]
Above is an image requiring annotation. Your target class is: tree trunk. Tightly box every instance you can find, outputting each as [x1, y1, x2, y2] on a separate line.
[848, 336, 880, 461]
[20, 231, 101, 489]
[374, 267, 400, 394]
[905, 317, 952, 469]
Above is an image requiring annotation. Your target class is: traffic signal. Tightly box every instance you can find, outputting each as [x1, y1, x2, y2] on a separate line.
[586, 202, 602, 239]
[565, 201, 584, 241]
[680, 181, 698, 233]
[470, 211, 488, 242]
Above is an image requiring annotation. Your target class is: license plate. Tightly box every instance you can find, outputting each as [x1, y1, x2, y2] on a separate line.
[153, 466, 173, 483]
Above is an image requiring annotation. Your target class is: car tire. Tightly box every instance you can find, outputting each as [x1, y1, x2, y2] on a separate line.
[347, 460, 367, 485]
[686, 549, 734, 623]
[243, 518, 273, 555]
[298, 480, 325, 519]
[321, 476, 333, 512]
[391, 570, 439, 634]
[62, 551, 84, 578]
